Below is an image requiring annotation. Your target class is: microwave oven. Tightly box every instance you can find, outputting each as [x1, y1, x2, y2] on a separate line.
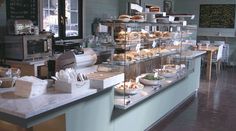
[4, 34, 52, 60]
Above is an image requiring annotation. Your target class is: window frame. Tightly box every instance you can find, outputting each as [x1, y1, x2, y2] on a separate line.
[40, 0, 83, 40]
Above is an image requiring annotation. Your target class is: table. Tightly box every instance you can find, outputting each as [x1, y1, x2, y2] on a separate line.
[198, 46, 218, 81]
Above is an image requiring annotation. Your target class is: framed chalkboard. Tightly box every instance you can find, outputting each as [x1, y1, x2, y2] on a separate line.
[6, 0, 38, 25]
[199, 4, 235, 28]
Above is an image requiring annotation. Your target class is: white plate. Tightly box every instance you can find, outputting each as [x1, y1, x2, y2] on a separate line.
[132, 19, 145, 22]
[118, 18, 130, 22]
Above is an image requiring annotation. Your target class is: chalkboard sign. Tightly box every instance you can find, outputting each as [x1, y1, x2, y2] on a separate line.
[6, 0, 38, 25]
[199, 4, 235, 28]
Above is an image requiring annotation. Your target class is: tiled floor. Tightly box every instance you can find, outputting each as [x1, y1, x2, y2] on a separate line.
[150, 67, 236, 131]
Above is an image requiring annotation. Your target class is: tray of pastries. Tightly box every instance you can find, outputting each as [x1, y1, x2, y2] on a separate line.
[115, 81, 144, 95]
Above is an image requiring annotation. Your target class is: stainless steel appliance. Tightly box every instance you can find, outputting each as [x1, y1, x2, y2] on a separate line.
[4, 34, 52, 60]
[8, 19, 34, 35]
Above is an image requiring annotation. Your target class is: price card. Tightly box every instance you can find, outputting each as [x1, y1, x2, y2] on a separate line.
[163, 12, 166, 17]
[182, 21, 187, 26]
[152, 41, 157, 48]
[154, 72, 158, 78]
[127, 28, 132, 32]
[136, 43, 141, 53]
[144, 26, 150, 31]
[151, 26, 157, 32]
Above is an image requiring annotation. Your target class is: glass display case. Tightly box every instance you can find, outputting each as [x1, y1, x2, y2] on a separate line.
[97, 19, 196, 109]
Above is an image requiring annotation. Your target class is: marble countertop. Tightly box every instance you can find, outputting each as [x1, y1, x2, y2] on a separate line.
[0, 88, 97, 119]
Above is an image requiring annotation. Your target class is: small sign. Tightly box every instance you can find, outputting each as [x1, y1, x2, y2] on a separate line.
[144, 26, 150, 31]
[152, 41, 157, 48]
[130, 3, 143, 13]
[127, 28, 132, 32]
[98, 24, 108, 33]
[136, 43, 141, 53]
[163, 12, 166, 17]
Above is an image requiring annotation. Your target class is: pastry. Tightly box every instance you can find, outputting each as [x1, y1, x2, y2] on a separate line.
[148, 34, 157, 40]
[113, 53, 134, 61]
[163, 31, 171, 38]
[131, 15, 145, 22]
[118, 15, 131, 22]
[154, 31, 163, 38]
[149, 6, 161, 12]
[128, 32, 141, 41]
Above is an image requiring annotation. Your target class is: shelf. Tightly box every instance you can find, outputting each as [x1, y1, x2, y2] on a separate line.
[114, 69, 193, 109]
[136, 12, 166, 15]
[111, 50, 179, 66]
[168, 14, 195, 20]
[101, 20, 183, 27]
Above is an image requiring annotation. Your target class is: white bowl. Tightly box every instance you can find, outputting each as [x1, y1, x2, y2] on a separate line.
[115, 82, 144, 95]
[139, 73, 165, 86]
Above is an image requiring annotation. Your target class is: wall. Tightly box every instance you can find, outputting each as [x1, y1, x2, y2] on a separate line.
[0, 1, 6, 39]
[83, 0, 119, 37]
[174, 0, 236, 65]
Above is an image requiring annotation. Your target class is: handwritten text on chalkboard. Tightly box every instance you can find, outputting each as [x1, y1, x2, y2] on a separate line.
[199, 4, 235, 28]
[6, 0, 38, 25]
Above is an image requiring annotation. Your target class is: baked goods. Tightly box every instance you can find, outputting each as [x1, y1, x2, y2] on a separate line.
[148, 34, 157, 41]
[128, 32, 141, 41]
[118, 15, 131, 22]
[149, 6, 161, 12]
[115, 81, 144, 95]
[117, 30, 128, 40]
[113, 53, 134, 61]
[154, 31, 163, 38]
[131, 15, 145, 22]
[140, 31, 149, 40]
[162, 31, 171, 38]
[117, 31, 140, 41]
[140, 49, 154, 58]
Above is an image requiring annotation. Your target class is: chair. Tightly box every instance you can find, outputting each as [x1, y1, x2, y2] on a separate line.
[212, 44, 224, 73]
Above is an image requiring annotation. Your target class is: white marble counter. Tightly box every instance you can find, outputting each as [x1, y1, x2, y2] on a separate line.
[0, 88, 97, 119]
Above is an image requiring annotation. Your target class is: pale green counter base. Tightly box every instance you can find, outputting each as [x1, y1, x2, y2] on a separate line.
[66, 57, 201, 131]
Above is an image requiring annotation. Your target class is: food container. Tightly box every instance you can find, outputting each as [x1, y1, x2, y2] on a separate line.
[55, 80, 90, 93]
[115, 82, 144, 95]
[139, 73, 165, 86]
[88, 72, 124, 90]
[14, 76, 48, 98]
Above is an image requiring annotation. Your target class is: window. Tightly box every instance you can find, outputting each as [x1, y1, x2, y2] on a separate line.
[41, 0, 83, 39]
